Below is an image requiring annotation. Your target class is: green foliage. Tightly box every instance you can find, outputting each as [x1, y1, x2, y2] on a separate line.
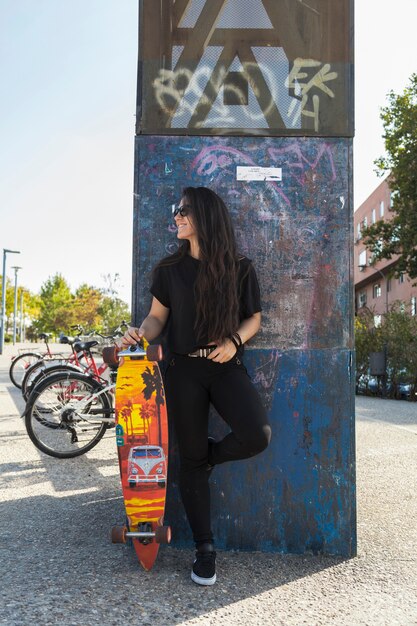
[2, 271, 130, 340]
[97, 273, 130, 332]
[31, 274, 75, 335]
[0, 275, 40, 335]
[355, 303, 417, 399]
[73, 284, 103, 330]
[98, 296, 130, 333]
[30, 273, 130, 337]
[354, 309, 383, 378]
[362, 73, 417, 278]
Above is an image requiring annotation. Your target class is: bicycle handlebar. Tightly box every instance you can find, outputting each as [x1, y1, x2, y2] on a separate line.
[89, 321, 129, 341]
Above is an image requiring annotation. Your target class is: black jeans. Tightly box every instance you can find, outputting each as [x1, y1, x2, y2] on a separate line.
[164, 352, 271, 545]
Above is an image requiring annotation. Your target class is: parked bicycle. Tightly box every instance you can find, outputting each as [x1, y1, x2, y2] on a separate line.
[21, 322, 128, 401]
[24, 366, 117, 459]
[21, 335, 105, 401]
[9, 332, 67, 388]
[23, 323, 129, 459]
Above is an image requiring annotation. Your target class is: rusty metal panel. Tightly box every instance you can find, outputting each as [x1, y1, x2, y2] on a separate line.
[131, 134, 355, 556]
[137, 0, 354, 136]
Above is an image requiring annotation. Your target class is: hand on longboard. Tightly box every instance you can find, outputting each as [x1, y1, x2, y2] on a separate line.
[117, 326, 145, 350]
[103, 328, 162, 365]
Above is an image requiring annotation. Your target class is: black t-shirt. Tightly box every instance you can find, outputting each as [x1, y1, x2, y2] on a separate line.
[150, 254, 262, 354]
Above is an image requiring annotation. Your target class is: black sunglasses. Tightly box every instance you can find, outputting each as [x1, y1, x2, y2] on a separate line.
[172, 204, 192, 218]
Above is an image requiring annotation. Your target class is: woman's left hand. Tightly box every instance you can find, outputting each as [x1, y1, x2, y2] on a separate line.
[207, 338, 237, 363]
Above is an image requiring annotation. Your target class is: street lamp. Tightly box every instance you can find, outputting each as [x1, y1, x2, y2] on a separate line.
[11, 266, 22, 345]
[0, 249, 21, 354]
[20, 288, 25, 342]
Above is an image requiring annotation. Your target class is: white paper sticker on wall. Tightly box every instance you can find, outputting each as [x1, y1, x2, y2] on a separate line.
[236, 166, 282, 181]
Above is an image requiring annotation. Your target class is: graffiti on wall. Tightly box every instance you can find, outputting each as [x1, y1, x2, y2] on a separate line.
[139, 0, 352, 136]
[285, 59, 338, 133]
[133, 135, 351, 352]
[153, 56, 338, 134]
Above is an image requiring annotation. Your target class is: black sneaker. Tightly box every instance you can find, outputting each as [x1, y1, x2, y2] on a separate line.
[191, 544, 217, 586]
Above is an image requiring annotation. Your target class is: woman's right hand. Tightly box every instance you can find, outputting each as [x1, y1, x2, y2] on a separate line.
[117, 326, 144, 349]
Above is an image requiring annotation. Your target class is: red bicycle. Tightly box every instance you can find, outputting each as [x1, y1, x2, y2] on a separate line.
[9, 333, 67, 389]
[21, 325, 127, 401]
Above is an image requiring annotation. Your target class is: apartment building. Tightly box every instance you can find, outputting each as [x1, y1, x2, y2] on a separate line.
[354, 176, 417, 322]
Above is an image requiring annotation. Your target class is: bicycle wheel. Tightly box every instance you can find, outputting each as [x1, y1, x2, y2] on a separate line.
[22, 359, 82, 401]
[9, 352, 42, 388]
[25, 371, 113, 459]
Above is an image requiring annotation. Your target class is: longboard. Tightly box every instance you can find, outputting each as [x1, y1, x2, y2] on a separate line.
[102, 342, 171, 570]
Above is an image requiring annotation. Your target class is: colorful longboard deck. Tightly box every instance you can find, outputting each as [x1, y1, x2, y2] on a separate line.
[103, 343, 170, 571]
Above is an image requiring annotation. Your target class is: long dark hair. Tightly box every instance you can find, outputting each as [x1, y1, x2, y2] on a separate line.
[160, 186, 241, 342]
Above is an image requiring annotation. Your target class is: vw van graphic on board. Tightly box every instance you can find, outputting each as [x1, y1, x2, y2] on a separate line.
[127, 445, 167, 489]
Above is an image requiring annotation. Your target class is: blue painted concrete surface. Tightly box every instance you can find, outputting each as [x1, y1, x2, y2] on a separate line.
[132, 134, 355, 557]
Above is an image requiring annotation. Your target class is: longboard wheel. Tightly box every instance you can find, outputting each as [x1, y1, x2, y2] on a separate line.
[146, 344, 163, 362]
[102, 346, 119, 366]
[155, 525, 171, 544]
[111, 525, 127, 544]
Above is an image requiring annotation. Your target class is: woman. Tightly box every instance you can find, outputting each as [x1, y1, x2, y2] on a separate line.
[120, 186, 271, 586]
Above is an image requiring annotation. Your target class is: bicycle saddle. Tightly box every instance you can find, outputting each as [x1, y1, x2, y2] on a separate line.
[59, 334, 75, 344]
[73, 340, 99, 352]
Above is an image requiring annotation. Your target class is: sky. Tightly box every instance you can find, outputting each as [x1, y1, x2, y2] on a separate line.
[1, 0, 416, 308]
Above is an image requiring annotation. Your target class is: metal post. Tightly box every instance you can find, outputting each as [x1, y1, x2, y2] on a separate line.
[0, 249, 20, 354]
[11, 266, 21, 345]
[20, 289, 24, 342]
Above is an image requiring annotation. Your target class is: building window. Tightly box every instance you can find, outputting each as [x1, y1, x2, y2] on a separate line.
[399, 273, 404, 284]
[411, 297, 417, 316]
[358, 292, 367, 308]
[380, 201, 385, 217]
[357, 223, 361, 239]
[400, 302, 406, 313]
[372, 208, 376, 224]
[374, 315, 382, 327]
[359, 250, 367, 268]
[373, 283, 381, 298]
[390, 190, 398, 209]
[358, 291, 366, 308]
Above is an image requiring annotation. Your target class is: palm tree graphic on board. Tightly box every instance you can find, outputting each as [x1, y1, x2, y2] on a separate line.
[119, 398, 135, 443]
[141, 365, 165, 446]
[139, 401, 156, 439]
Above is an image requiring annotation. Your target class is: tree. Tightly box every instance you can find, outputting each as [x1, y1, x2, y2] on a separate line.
[0, 277, 40, 338]
[98, 295, 130, 332]
[355, 303, 417, 400]
[98, 273, 130, 331]
[32, 274, 75, 335]
[10, 271, 130, 339]
[362, 73, 417, 279]
[73, 284, 102, 330]
[354, 308, 383, 381]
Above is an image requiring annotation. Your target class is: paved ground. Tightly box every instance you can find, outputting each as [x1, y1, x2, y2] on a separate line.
[0, 343, 416, 626]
